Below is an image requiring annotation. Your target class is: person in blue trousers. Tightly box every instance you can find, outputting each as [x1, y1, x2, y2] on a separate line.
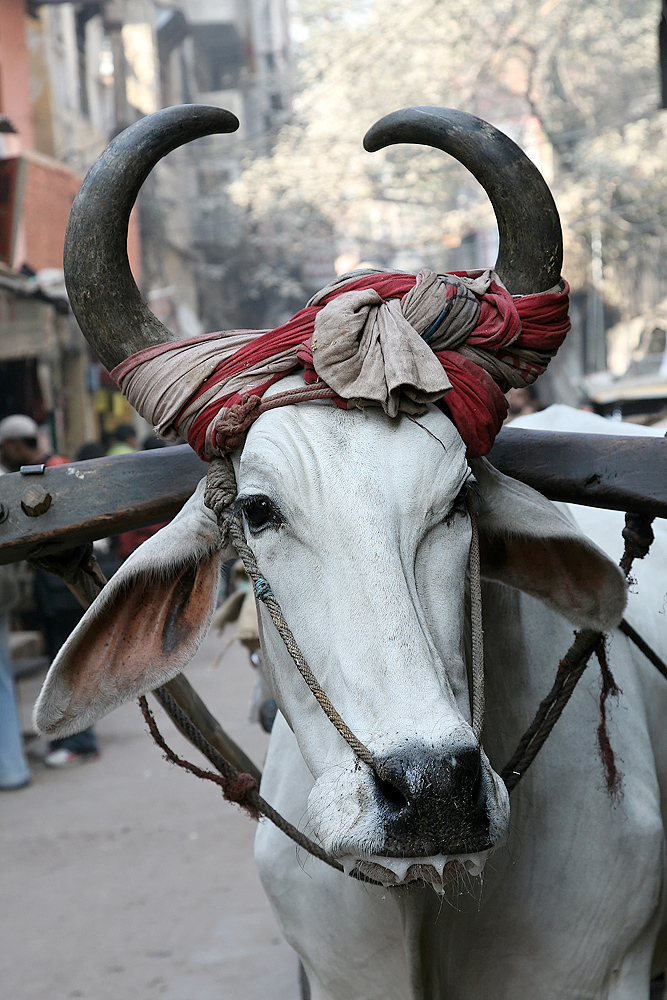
[0, 574, 30, 791]
[33, 567, 100, 766]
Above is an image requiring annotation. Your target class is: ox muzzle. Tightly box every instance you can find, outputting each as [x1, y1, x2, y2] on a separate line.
[373, 742, 491, 858]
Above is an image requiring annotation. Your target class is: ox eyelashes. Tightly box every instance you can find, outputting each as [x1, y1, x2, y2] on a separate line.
[235, 494, 284, 535]
[443, 482, 476, 525]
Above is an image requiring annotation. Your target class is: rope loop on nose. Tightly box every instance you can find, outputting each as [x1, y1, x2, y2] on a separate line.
[204, 456, 487, 772]
[142, 458, 658, 887]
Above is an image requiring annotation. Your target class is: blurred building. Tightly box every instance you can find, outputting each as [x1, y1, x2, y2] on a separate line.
[114, 0, 293, 350]
[580, 301, 667, 425]
[0, 0, 292, 454]
[155, 0, 293, 335]
[0, 0, 142, 454]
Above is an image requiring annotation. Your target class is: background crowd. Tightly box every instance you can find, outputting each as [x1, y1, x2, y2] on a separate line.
[0, 414, 172, 790]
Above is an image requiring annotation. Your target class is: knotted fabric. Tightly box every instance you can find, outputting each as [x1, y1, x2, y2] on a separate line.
[112, 268, 570, 459]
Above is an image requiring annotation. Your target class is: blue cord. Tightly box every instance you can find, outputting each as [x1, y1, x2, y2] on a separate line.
[255, 578, 273, 601]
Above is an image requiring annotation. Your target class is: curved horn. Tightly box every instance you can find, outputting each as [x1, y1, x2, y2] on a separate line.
[64, 105, 239, 372]
[363, 107, 562, 295]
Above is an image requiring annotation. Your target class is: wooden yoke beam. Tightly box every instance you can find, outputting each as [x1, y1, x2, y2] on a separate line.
[488, 428, 667, 519]
[0, 430, 665, 567]
[0, 444, 206, 565]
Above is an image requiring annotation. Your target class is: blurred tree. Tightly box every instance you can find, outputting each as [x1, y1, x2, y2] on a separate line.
[232, 0, 666, 322]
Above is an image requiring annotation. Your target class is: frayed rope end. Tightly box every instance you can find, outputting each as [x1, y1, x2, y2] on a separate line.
[595, 636, 624, 802]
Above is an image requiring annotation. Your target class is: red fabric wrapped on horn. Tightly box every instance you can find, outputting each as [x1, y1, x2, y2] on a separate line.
[112, 268, 569, 460]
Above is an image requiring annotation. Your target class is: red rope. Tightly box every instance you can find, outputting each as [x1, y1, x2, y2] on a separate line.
[139, 695, 260, 820]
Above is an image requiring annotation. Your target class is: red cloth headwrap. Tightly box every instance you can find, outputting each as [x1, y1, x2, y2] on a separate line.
[112, 270, 570, 460]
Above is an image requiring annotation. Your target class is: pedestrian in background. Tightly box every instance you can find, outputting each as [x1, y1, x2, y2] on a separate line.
[31, 440, 106, 767]
[0, 414, 71, 780]
[33, 567, 100, 766]
[0, 553, 30, 790]
[106, 424, 137, 455]
[0, 414, 68, 472]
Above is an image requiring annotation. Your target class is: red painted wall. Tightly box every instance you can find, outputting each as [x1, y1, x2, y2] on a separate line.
[22, 151, 141, 280]
[0, 2, 34, 148]
[0, 4, 141, 282]
[22, 152, 80, 270]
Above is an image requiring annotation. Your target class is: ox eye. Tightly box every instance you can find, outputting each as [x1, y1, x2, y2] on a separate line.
[445, 483, 472, 522]
[240, 495, 280, 533]
[453, 486, 469, 513]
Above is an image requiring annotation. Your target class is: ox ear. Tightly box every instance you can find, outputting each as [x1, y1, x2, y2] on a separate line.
[34, 479, 226, 739]
[469, 458, 626, 631]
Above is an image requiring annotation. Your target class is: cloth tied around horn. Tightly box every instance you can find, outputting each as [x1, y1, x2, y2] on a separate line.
[111, 268, 570, 459]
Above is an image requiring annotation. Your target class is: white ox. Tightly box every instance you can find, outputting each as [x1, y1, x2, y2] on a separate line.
[35, 104, 667, 998]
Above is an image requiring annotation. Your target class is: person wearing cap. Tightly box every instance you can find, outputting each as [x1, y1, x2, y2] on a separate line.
[0, 418, 38, 787]
[0, 414, 69, 473]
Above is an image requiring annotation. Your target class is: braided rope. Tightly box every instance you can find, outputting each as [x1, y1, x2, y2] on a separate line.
[140, 692, 260, 819]
[500, 512, 655, 793]
[227, 518, 379, 771]
[205, 456, 380, 774]
[257, 384, 338, 412]
[210, 385, 339, 456]
[140, 500, 651, 882]
[500, 629, 601, 791]
[141, 690, 384, 885]
[467, 496, 485, 739]
[202, 454, 656, 831]
[407, 416, 485, 735]
[207, 457, 486, 770]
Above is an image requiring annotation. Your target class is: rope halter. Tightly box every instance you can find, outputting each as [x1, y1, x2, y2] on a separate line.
[204, 455, 486, 776]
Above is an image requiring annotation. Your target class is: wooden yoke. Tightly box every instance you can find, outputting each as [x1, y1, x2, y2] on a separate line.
[0, 430, 665, 568]
[0, 444, 207, 565]
[488, 429, 667, 519]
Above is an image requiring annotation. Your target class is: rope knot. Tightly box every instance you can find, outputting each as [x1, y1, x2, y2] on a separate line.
[620, 513, 655, 572]
[224, 771, 260, 819]
[203, 456, 238, 539]
[210, 393, 263, 455]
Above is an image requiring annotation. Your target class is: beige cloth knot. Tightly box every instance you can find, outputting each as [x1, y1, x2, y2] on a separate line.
[311, 287, 452, 417]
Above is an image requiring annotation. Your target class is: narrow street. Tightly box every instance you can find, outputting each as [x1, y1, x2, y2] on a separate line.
[1, 632, 300, 1000]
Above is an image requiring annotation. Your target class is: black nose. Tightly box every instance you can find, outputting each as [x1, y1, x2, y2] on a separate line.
[373, 744, 490, 857]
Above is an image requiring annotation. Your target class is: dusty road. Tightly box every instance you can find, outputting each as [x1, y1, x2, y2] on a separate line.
[1, 633, 300, 1000]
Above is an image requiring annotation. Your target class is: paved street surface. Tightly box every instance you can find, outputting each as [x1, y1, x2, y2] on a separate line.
[1, 633, 300, 1000]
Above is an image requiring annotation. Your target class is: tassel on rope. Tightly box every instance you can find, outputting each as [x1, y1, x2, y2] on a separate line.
[594, 636, 623, 800]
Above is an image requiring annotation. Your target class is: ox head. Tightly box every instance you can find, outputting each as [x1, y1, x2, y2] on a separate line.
[35, 105, 626, 891]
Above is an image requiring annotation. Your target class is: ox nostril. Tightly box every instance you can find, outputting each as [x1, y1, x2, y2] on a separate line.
[374, 758, 415, 813]
[374, 772, 410, 812]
